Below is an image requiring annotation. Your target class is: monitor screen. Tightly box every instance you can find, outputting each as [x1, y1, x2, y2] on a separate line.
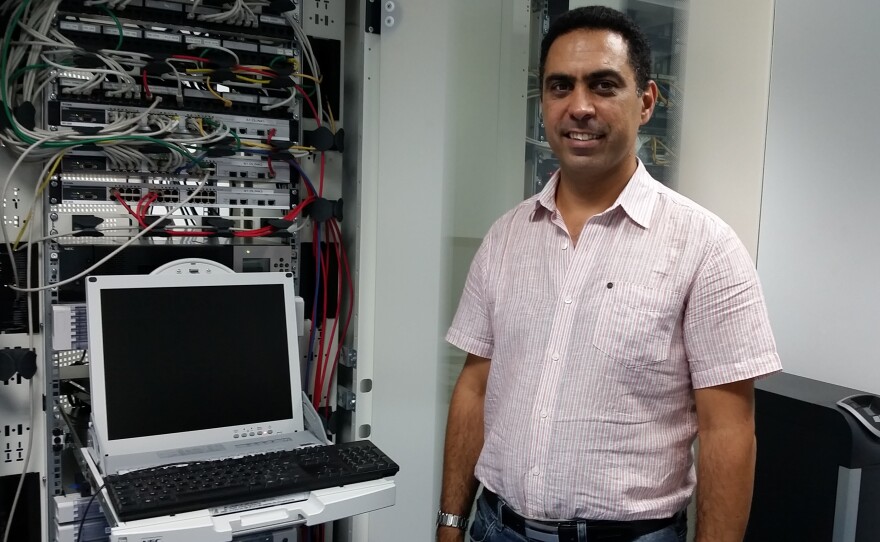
[86, 271, 303, 461]
[100, 284, 293, 440]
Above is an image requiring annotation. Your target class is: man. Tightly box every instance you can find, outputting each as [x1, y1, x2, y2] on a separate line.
[439, 6, 781, 542]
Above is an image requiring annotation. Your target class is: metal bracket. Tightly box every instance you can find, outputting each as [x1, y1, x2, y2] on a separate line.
[337, 386, 356, 411]
[365, 0, 381, 34]
[339, 346, 358, 368]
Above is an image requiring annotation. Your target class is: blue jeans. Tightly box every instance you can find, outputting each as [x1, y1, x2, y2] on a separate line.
[469, 492, 687, 542]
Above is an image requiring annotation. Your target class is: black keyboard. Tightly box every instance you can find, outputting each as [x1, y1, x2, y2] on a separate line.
[104, 440, 399, 521]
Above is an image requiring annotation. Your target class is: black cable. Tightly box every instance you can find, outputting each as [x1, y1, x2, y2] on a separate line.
[75, 482, 106, 542]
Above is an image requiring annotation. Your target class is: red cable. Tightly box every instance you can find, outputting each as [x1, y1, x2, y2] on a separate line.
[113, 190, 147, 229]
[232, 195, 315, 237]
[171, 54, 211, 63]
[141, 70, 151, 99]
[233, 65, 277, 77]
[266, 128, 276, 178]
[291, 83, 320, 127]
[318, 152, 325, 196]
[311, 225, 324, 410]
[319, 226, 343, 416]
[324, 219, 352, 418]
[321, 225, 342, 415]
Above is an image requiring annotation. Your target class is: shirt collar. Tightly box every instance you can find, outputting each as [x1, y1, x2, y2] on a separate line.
[531, 159, 658, 229]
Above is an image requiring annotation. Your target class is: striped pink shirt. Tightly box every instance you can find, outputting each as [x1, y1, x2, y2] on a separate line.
[446, 162, 781, 521]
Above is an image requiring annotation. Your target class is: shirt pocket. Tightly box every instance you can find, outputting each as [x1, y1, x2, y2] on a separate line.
[591, 282, 681, 368]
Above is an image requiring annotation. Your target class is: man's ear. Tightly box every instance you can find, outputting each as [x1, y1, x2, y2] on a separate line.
[640, 80, 659, 125]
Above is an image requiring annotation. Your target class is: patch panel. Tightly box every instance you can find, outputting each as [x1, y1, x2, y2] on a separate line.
[50, 101, 298, 142]
[59, 0, 300, 39]
[51, 180, 292, 210]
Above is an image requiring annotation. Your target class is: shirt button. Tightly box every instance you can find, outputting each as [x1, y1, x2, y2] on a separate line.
[532, 467, 540, 476]
[561, 242, 568, 250]
[564, 297, 572, 304]
[540, 410, 548, 419]
[551, 354, 559, 361]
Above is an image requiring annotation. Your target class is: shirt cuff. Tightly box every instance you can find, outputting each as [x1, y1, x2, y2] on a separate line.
[446, 327, 493, 359]
[690, 353, 783, 389]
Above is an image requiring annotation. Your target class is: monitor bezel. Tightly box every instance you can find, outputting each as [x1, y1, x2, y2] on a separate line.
[86, 271, 304, 459]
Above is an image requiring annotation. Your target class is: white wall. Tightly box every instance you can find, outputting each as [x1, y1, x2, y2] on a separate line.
[676, 0, 775, 259]
[756, 0, 880, 394]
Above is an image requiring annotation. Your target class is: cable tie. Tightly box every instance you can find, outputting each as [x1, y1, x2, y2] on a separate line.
[13, 102, 36, 131]
[303, 126, 335, 152]
[268, 0, 297, 14]
[72, 126, 101, 135]
[204, 147, 237, 158]
[142, 216, 172, 234]
[71, 215, 105, 237]
[304, 197, 343, 224]
[144, 61, 172, 76]
[211, 69, 234, 82]
[204, 217, 234, 236]
[266, 76, 293, 89]
[72, 53, 105, 69]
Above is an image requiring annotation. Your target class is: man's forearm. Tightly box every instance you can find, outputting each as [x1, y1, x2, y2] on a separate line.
[437, 377, 485, 541]
[695, 426, 756, 542]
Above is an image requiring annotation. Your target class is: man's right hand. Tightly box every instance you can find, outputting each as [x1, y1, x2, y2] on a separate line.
[436, 526, 466, 542]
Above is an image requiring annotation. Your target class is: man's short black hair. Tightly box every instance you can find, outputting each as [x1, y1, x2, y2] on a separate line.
[539, 6, 652, 93]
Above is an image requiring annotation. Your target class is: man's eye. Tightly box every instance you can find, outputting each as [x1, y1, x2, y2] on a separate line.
[549, 81, 571, 92]
[594, 80, 617, 92]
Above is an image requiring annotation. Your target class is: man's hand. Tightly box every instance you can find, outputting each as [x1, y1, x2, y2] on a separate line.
[436, 526, 466, 542]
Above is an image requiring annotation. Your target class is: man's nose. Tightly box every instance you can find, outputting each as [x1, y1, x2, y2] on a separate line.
[568, 86, 596, 119]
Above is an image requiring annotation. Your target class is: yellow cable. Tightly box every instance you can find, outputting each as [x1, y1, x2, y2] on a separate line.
[205, 77, 232, 107]
[292, 72, 321, 85]
[289, 145, 316, 152]
[240, 140, 273, 149]
[186, 68, 214, 74]
[13, 153, 65, 250]
[235, 75, 269, 85]
[195, 117, 206, 136]
[326, 101, 337, 133]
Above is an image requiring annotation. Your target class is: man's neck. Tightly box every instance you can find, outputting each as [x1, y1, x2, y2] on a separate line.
[555, 158, 638, 218]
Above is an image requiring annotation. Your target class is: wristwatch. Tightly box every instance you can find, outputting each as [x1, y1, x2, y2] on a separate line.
[436, 511, 469, 530]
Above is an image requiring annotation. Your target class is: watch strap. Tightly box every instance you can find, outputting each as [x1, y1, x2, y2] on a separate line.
[436, 510, 469, 530]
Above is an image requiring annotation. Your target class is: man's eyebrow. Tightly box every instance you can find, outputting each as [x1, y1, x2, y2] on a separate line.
[543, 73, 574, 85]
[586, 69, 626, 82]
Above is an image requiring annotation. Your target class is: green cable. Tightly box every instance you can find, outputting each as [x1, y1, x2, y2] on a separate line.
[0, 0, 203, 168]
[203, 118, 241, 151]
[2, 0, 35, 144]
[98, 6, 124, 51]
[269, 55, 286, 67]
[9, 63, 50, 85]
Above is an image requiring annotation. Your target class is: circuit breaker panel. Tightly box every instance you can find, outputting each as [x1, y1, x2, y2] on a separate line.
[0, 0, 352, 540]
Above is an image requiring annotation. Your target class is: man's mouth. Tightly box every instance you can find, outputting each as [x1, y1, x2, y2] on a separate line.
[566, 132, 603, 141]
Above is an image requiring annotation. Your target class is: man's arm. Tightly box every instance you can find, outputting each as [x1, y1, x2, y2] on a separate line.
[694, 378, 757, 542]
[437, 353, 491, 542]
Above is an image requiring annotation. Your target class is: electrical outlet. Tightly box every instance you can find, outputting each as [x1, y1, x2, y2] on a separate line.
[2, 423, 29, 465]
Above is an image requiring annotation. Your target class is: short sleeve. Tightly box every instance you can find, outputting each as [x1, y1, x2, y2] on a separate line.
[684, 227, 782, 388]
[446, 235, 494, 359]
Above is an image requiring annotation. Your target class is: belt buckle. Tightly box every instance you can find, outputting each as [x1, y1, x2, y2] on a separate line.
[523, 519, 575, 542]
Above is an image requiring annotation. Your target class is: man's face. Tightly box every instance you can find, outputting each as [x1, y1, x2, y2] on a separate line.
[541, 29, 656, 184]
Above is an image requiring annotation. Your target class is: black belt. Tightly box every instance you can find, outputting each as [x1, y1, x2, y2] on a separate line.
[482, 490, 682, 542]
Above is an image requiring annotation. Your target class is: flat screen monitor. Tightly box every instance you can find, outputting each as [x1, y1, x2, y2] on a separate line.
[86, 271, 304, 464]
